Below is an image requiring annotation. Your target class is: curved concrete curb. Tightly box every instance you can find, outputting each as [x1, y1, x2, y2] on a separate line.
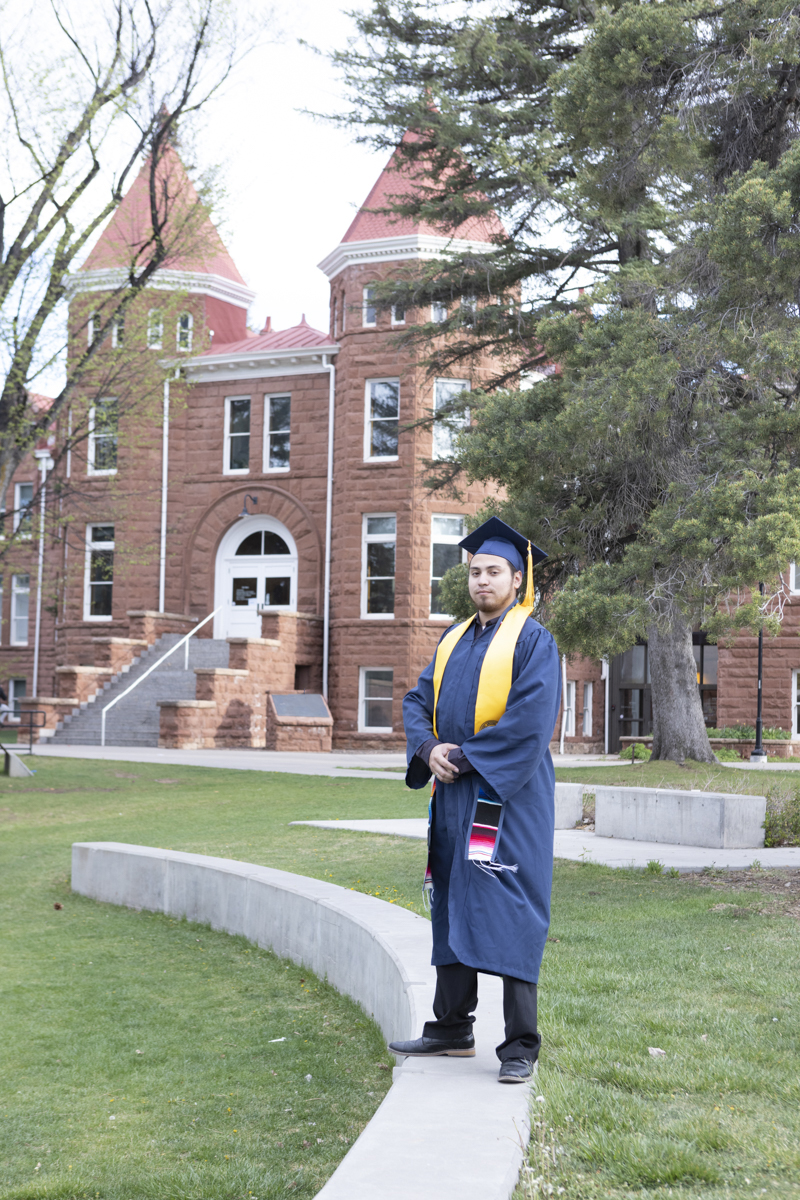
[71, 843, 531, 1200]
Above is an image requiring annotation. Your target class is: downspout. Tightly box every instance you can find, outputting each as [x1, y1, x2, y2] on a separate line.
[322, 354, 336, 698]
[32, 450, 53, 697]
[559, 654, 568, 755]
[601, 657, 610, 755]
[158, 375, 170, 613]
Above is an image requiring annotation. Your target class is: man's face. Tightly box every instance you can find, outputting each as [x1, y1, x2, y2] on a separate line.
[468, 554, 523, 616]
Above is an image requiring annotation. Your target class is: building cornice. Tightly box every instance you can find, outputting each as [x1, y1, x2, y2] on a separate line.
[183, 342, 340, 383]
[317, 233, 499, 280]
[66, 267, 256, 310]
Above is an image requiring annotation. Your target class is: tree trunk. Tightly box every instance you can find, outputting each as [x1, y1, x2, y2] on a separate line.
[647, 616, 715, 763]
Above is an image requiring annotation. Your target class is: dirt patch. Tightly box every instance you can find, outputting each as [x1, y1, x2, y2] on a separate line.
[683, 868, 800, 919]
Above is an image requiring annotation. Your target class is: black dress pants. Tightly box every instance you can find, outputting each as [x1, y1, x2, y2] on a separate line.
[422, 961, 541, 1063]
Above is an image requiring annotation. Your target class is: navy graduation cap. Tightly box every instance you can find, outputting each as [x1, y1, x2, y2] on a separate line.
[458, 516, 547, 574]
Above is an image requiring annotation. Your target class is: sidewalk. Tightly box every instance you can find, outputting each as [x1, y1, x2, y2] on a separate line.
[291, 819, 800, 871]
[29, 743, 409, 780]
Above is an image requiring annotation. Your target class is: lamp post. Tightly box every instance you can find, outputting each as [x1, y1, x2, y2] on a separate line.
[750, 582, 768, 764]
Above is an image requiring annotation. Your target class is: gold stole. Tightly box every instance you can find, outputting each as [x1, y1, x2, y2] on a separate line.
[432, 603, 532, 738]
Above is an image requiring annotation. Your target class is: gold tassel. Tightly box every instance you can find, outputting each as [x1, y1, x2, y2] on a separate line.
[523, 540, 535, 610]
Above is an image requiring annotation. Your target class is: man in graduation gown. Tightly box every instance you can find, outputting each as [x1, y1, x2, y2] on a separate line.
[389, 517, 562, 1083]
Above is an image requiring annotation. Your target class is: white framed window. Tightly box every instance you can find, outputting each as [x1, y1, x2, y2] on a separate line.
[461, 295, 477, 325]
[582, 681, 593, 737]
[430, 515, 466, 618]
[88, 311, 100, 345]
[177, 312, 193, 351]
[224, 396, 251, 474]
[341, 293, 346, 332]
[9, 677, 26, 717]
[111, 315, 124, 348]
[332, 300, 337, 338]
[431, 300, 447, 323]
[563, 680, 576, 737]
[84, 524, 114, 621]
[147, 309, 163, 349]
[363, 286, 377, 327]
[263, 394, 291, 471]
[10, 574, 30, 645]
[793, 669, 800, 739]
[359, 667, 394, 731]
[790, 562, 800, 593]
[88, 398, 118, 475]
[362, 514, 396, 618]
[391, 303, 406, 325]
[364, 378, 400, 461]
[432, 378, 470, 460]
[13, 482, 34, 537]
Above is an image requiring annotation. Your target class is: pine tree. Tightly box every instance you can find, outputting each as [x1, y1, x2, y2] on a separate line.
[332, 0, 800, 762]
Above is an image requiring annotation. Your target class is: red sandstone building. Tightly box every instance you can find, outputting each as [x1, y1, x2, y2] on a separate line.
[0, 146, 794, 755]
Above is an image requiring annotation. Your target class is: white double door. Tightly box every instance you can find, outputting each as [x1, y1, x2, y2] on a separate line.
[214, 516, 298, 639]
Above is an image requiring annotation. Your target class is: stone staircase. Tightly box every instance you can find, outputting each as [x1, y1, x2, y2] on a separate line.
[49, 635, 230, 747]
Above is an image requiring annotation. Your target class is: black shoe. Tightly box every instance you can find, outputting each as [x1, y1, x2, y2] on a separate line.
[498, 1057, 535, 1083]
[388, 1034, 475, 1058]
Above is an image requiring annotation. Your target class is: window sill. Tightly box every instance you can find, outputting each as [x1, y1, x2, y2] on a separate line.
[361, 613, 395, 620]
[358, 726, 395, 734]
[83, 615, 114, 623]
[222, 468, 251, 476]
[87, 469, 118, 477]
[262, 467, 290, 474]
[360, 458, 400, 468]
[9, 641, 28, 648]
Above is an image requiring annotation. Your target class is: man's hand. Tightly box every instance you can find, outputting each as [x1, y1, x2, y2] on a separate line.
[429, 742, 461, 784]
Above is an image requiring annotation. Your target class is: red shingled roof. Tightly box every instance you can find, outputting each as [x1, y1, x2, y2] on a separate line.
[28, 393, 55, 413]
[206, 315, 333, 356]
[82, 146, 245, 284]
[343, 132, 506, 245]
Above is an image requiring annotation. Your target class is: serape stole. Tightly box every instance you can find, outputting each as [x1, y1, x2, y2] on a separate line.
[466, 788, 518, 877]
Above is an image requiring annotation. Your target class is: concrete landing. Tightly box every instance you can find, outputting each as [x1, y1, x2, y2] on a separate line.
[292, 819, 800, 871]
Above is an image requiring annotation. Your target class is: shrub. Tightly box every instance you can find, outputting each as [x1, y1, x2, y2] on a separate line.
[713, 747, 742, 761]
[619, 742, 651, 761]
[764, 788, 800, 847]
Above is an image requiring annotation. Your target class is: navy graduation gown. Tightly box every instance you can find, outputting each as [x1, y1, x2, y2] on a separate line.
[403, 608, 562, 983]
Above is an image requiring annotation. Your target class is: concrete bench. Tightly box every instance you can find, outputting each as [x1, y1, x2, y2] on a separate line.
[593, 786, 766, 848]
[71, 842, 531, 1200]
[555, 782, 584, 828]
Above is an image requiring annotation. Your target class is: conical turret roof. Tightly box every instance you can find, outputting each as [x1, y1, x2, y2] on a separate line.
[341, 132, 505, 245]
[81, 145, 246, 284]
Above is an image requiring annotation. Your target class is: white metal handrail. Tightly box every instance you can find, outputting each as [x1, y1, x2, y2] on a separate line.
[100, 606, 222, 747]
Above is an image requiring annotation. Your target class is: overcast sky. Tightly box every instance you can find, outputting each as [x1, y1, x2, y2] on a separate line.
[198, 0, 386, 336]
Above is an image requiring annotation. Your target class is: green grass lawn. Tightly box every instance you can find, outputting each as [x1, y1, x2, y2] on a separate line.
[554, 757, 795, 795]
[1, 756, 798, 1200]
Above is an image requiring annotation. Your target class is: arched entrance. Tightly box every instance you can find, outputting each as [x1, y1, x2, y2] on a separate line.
[214, 516, 298, 638]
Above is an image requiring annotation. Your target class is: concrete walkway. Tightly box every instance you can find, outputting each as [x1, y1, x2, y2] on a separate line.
[292, 818, 800, 871]
[29, 743, 409, 780]
[72, 842, 530, 1200]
